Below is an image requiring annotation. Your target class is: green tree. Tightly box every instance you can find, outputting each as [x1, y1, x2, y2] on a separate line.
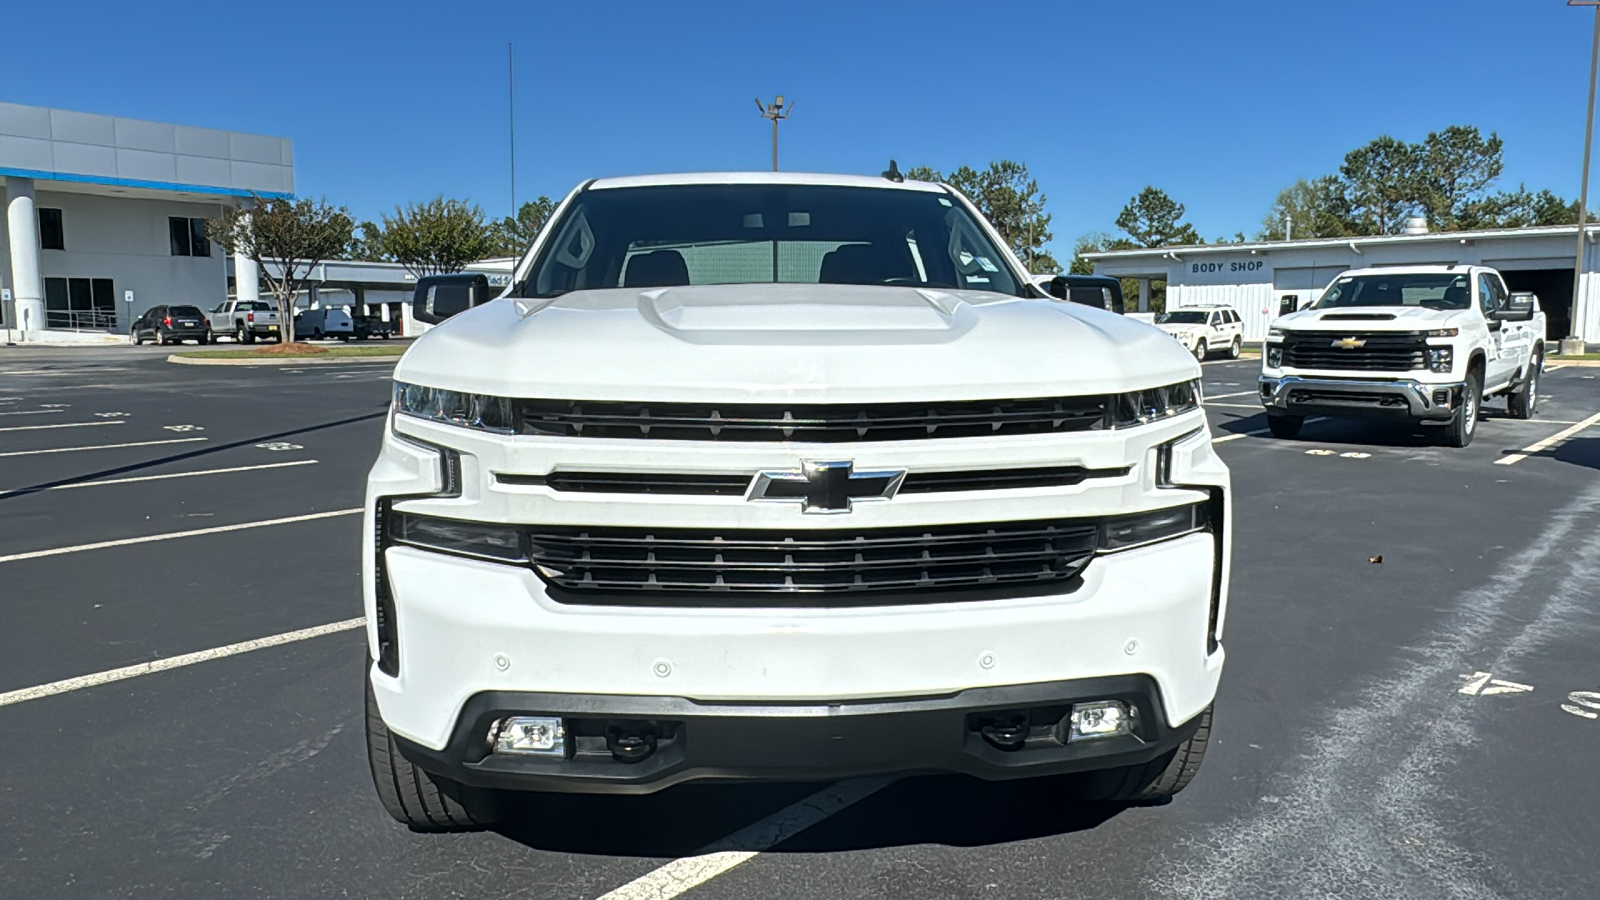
[1339, 135, 1421, 234]
[1457, 185, 1581, 229]
[1114, 186, 1202, 248]
[907, 161, 1060, 272]
[377, 197, 495, 278]
[1414, 125, 1504, 229]
[1258, 176, 1357, 240]
[1068, 231, 1133, 274]
[208, 195, 353, 343]
[489, 196, 557, 258]
[341, 220, 386, 261]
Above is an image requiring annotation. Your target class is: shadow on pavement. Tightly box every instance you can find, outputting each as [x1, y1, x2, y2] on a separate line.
[487, 774, 1127, 857]
[1549, 437, 1600, 471]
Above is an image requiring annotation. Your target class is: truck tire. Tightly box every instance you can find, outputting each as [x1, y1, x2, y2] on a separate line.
[1193, 339, 1207, 361]
[1508, 355, 1540, 420]
[241, 326, 256, 345]
[1267, 413, 1303, 439]
[1228, 337, 1242, 359]
[1445, 370, 1481, 448]
[365, 677, 495, 831]
[1071, 705, 1212, 802]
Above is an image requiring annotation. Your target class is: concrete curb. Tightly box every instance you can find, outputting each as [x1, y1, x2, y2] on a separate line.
[167, 353, 402, 366]
[1548, 358, 1600, 368]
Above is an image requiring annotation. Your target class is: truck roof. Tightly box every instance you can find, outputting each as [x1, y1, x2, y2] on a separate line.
[588, 171, 947, 192]
[1338, 264, 1483, 278]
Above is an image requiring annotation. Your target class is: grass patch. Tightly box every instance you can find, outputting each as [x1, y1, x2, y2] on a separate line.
[1551, 352, 1600, 360]
[174, 344, 406, 360]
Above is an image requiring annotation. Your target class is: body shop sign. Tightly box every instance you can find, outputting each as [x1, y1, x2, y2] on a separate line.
[1180, 257, 1269, 285]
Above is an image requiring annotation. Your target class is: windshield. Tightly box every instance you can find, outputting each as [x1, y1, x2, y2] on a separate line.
[518, 184, 1025, 298]
[1158, 311, 1207, 325]
[1315, 272, 1470, 310]
[244, 301, 273, 311]
[170, 306, 203, 317]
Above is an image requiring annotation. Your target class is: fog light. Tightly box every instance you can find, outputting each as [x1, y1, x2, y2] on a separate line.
[1266, 346, 1283, 368]
[492, 716, 567, 756]
[1068, 701, 1133, 742]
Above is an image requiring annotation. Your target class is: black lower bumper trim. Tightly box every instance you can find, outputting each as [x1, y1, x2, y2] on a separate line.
[391, 676, 1203, 795]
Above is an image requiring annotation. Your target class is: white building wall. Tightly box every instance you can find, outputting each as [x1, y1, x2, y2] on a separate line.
[22, 190, 230, 329]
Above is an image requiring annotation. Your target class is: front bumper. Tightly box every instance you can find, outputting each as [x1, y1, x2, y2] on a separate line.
[1259, 374, 1465, 419]
[391, 675, 1204, 794]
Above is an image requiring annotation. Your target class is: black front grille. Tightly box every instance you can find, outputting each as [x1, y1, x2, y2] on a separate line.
[526, 519, 1100, 599]
[495, 465, 1130, 496]
[1288, 389, 1408, 408]
[516, 397, 1109, 442]
[1282, 331, 1427, 371]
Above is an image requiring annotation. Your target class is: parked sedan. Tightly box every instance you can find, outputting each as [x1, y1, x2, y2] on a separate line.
[132, 305, 212, 345]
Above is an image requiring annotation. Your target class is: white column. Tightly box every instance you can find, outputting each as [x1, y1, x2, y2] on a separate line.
[6, 178, 45, 335]
[1138, 278, 1151, 313]
[232, 211, 260, 304]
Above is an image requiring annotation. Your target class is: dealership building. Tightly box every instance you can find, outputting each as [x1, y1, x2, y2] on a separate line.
[0, 101, 296, 340]
[1087, 224, 1600, 348]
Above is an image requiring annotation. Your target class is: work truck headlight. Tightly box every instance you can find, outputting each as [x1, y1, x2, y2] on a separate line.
[1099, 503, 1208, 552]
[1425, 328, 1459, 338]
[1429, 347, 1453, 373]
[387, 513, 527, 563]
[1267, 327, 1285, 340]
[395, 382, 515, 434]
[1110, 380, 1201, 428]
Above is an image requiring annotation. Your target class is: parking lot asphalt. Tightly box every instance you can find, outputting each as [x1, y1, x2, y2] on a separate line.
[2, 347, 1598, 899]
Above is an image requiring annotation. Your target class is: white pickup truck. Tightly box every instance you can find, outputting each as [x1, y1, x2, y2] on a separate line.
[207, 300, 281, 343]
[362, 171, 1232, 829]
[1259, 265, 1545, 447]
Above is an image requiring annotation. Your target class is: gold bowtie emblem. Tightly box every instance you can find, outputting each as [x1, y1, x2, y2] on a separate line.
[1331, 336, 1366, 349]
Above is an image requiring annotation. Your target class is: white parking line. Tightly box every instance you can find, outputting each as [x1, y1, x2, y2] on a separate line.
[1206, 402, 1266, 410]
[594, 777, 895, 900]
[0, 507, 360, 564]
[0, 459, 319, 497]
[0, 409, 64, 418]
[0, 437, 206, 458]
[0, 617, 366, 709]
[1494, 410, 1600, 466]
[1202, 390, 1260, 401]
[0, 420, 122, 433]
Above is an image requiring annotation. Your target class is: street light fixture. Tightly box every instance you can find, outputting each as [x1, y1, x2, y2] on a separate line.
[1564, 0, 1600, 355]
[755, 96, 795, 172]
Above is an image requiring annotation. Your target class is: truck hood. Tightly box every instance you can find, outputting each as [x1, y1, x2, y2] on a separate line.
[1275, 306, 1472, 332]
[395, 284, 1199, 403]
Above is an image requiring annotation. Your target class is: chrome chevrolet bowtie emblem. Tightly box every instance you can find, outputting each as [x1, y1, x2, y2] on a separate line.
[746, 461, 907, 514]
[1331, 336, 1367, 349]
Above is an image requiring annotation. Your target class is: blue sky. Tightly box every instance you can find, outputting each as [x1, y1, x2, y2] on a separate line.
[4, 0, 1595, 258]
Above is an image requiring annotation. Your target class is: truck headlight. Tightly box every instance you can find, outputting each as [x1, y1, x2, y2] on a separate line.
[1110, 380, 1201, 428]
[395, 382, 515, 434]
[1429, 347, 1453, 373]
[1267, 327, 1284, 339]
[1099, 503, 1208, 552]
[1425, 328, 1459, 338]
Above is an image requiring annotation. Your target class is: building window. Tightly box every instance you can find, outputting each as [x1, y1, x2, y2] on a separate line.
[42, 276, 115, 329]
[169, 217, 212, 257]
[39, 208, 64, 250]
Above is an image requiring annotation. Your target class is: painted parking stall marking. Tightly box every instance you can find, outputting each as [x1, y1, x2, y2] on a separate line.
[1562, 691, 1600, 719]
[0, 420, 122, 433]
[0, 617, 366, 709]
[0, 507, 360, 564]
[1495, 410, 1600, 465]
[0, 437, 206, 458]
[0, 459, 319, 497]
[1458, 671, 1535, 696]
[255, 441, 304, 452]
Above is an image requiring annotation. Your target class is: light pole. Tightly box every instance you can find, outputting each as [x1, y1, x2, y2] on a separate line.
[1565, 1, 1600, 355]
[755, 96, 794, 172]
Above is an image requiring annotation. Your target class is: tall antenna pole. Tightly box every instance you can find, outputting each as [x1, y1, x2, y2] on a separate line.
[1565, 1, 1600, 355]
[508, 43, 517, 218]
[755, 96, 794, 172]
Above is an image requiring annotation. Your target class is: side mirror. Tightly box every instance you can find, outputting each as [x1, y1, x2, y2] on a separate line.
[412, 273, 493, 325]
[1503, 292, 1536, 322]
[1045, 276, 1070, 301]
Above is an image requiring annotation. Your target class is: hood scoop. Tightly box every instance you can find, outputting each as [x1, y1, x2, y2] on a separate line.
[644, 285, 963, 333]
[1320, 312, 1396, 321]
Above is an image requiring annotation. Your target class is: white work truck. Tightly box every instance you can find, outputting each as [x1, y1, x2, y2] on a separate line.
[363, 171, 1231, 829]
[206, 299, 281, 343]
[1259, 265, 1545, 447]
